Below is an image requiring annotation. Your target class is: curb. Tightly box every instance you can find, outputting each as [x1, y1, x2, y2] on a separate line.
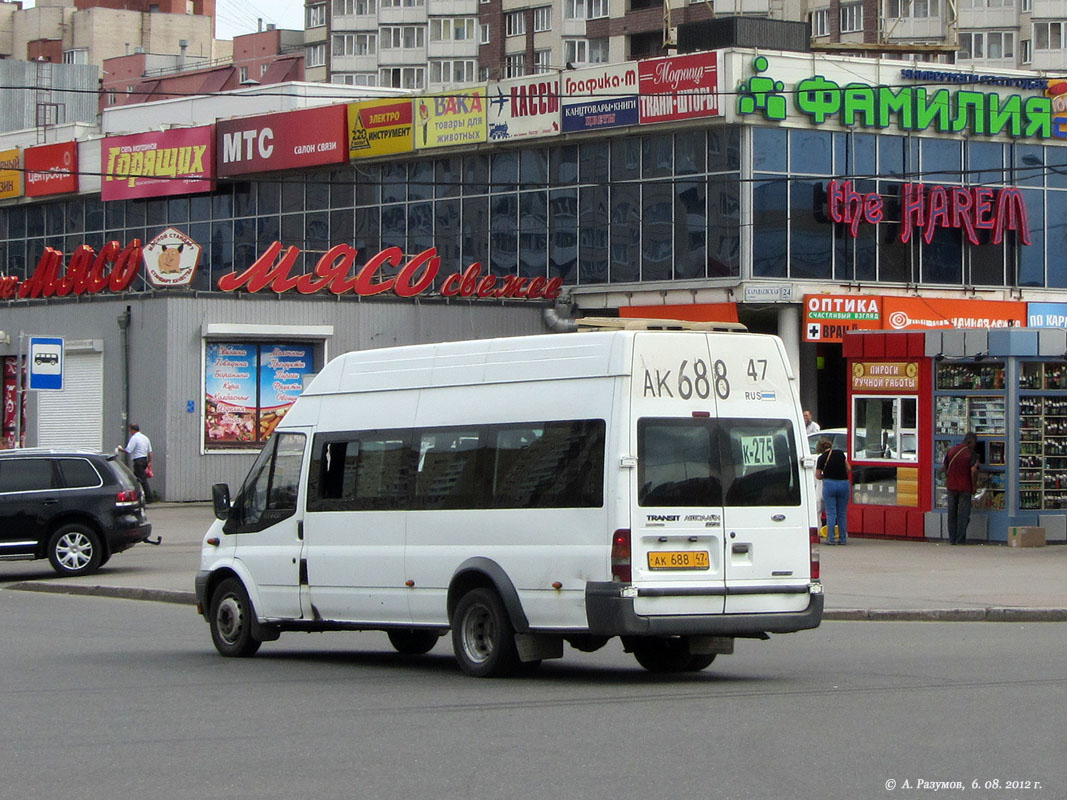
[7, 581, 196, 606]
[8, 582, 1067, 622]
[823, 607, 1067, 622]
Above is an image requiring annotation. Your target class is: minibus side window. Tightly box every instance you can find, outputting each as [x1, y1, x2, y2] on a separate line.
[416, 429, 486, 509]
[638, 419, 722, 507]
[307, 431, 413, 511]
[490, 420, 605, 509]
[719, 420, 800, 507]
[225, 432, 306, 533]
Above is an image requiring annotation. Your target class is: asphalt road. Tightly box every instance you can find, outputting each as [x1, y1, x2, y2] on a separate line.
[2, 589, 1064, 800]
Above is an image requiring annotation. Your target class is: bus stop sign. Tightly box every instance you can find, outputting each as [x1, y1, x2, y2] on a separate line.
[29, 337, 64, 391]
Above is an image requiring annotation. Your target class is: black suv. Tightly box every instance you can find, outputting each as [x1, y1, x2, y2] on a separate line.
[0, 449, 153, 577]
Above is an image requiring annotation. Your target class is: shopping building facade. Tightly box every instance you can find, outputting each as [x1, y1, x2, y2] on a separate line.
[5, 47, 1067, 506]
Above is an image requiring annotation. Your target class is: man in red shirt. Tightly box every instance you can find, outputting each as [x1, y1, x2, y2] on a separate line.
[943, 432, 979, 545]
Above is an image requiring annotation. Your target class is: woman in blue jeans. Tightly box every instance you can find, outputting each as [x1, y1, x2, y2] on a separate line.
[816, 441, 851, 545]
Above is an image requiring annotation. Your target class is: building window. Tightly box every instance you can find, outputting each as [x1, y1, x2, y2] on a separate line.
[334, 0, 374, 12]
[505, 52, 526, 77]
[306, 43, 327, 67]
[506, 11, 527, 36]
[430, 18, 476, 41]
[564, 38, 588, 64]
[307, 3, 327, 27]
[380, 66, 425, 88]
[1021, 38, 1032, 63]
[480, 23, 490, 44]
[334, 33, 377, 55]
[380, 26, 426, 48]
[811, 8, 829, 36]
[63, 48, 88, 64]
[839, 3, 863, 33]
[533, 5, 552, 31]
[565, 0, 587, 19]
[589, 38, 609, 62]
[239, 66, 249, 82]
[962, 0, 1013, 6]
[333, 72, 379, 85]
[534, 49, 552, 71]
[1034, 22, 1064, 50]
[588, 0, 608, 17]
[430, 59, 477, 83]
[960, 30, 1014, 59]
[1021, 0, 1031, 10]
[887, 0, 939, 16]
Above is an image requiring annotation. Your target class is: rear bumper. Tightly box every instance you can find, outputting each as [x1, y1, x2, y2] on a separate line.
[585, 582, 823, 637]
[105, 518, 153, 554]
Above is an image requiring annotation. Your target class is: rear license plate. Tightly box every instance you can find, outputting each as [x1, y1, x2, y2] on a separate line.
[647, 551, 710, 570]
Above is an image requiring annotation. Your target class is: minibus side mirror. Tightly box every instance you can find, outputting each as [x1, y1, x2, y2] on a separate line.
[212, 483, 231, 520]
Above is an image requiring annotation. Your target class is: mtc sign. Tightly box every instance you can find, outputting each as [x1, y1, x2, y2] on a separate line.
[216, 105, 348, 177]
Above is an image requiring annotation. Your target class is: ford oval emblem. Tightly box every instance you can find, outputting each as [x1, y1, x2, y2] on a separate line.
[771, 514, 786, 522]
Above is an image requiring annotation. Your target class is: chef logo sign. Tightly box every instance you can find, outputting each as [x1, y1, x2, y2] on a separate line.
[804, 295, 882, 342]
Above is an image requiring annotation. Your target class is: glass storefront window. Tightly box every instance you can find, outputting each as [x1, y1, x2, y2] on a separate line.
[852, 395, 918, 461]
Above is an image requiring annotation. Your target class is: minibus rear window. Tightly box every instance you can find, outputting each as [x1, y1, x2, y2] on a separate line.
[638, 418, 800, 507]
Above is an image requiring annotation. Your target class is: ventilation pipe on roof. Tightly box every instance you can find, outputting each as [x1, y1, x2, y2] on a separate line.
[543, 298, 578, 333]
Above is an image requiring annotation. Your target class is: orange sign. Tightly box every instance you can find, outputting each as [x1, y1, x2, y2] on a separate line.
[881, 297, 1026, 330]
[804, 294, 882, 342]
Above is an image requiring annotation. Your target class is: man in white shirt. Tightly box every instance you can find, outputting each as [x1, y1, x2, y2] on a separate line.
[804, 410, 820, 437]
[120, 423, 153, 501]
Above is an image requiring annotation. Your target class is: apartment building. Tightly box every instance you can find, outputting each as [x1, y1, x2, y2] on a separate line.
[1, 0, 229, 67]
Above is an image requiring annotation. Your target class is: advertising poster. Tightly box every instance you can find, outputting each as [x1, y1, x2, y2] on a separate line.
[1027, 302, 1067, 327]
[217, 105, 348, 177]
[414, 88, 487, 150]
[348, 98, 414, 159]
[560, 63, 639, 133]
[204, 343, 258, 445]
[881, 297, 1026, 330]
[487, 75, 561, 142]
[101, 125, 214, 201]
[257, 344, 314, 440]
[804, 294, 883, 343]
[25, 141, 79, 197]
[0, 149, 22, 201]
[638, 51, 720, 125]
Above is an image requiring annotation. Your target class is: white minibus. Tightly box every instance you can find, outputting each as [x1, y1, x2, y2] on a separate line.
[195, 322, 823, 676]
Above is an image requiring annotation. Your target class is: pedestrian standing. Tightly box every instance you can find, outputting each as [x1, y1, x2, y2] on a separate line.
[804, 410, 821, 437]
[120, 423, 153, 502]
[943, 432, 979, 545]
[816, 440, 850, 545]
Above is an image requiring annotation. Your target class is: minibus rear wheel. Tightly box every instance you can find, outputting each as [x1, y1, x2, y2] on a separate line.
[630, 637, 696, 673]
[209, 578, 261, 658]
[451, 588, 521, 677]
[388, 629, 442, 655]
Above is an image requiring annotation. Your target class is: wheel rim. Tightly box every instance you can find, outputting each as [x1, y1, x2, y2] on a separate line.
[460, 603, 495, 665]
[55, 531, 94, 572]
[215, 594, 245, 646]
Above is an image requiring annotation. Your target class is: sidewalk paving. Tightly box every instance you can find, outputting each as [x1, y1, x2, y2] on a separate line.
[4, 503, 1067, 621]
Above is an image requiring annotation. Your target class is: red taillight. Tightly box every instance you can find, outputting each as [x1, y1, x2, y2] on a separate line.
[809, 527, 820, 581]
[116, 489, 140, 504]
[611, 528, 632, 583]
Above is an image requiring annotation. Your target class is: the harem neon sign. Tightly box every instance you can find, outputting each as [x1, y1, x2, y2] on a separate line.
[825, 181, 1031, 246]
[0, 240, 564, 301]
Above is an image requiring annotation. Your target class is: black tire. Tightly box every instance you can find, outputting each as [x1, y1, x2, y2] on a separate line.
[451, 588, 521, 677]
[685, 653, 717, 672]
[631, 637, 694, 673]
[47, 524, 103, 577]
[209, 578, 261, 657]
[388, 629, 442, 655]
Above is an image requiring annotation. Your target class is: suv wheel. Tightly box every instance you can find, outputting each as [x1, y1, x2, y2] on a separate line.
[47, 524, 103, 577]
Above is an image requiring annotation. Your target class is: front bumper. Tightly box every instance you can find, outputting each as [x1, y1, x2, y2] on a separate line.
[585, 582, 824, 637]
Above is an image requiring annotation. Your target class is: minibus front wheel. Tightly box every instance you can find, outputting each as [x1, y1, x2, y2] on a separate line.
[209, 578, 262, 658]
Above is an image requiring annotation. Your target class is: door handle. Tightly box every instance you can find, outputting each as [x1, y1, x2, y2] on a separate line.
[732, 543, 750, 554]
[42, 499, 59, 506]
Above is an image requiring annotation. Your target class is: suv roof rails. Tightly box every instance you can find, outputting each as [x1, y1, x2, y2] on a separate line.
[575, 316, 748, 333]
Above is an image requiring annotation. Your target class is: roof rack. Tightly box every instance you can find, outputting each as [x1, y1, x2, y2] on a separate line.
[575, 317, 748, 333]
